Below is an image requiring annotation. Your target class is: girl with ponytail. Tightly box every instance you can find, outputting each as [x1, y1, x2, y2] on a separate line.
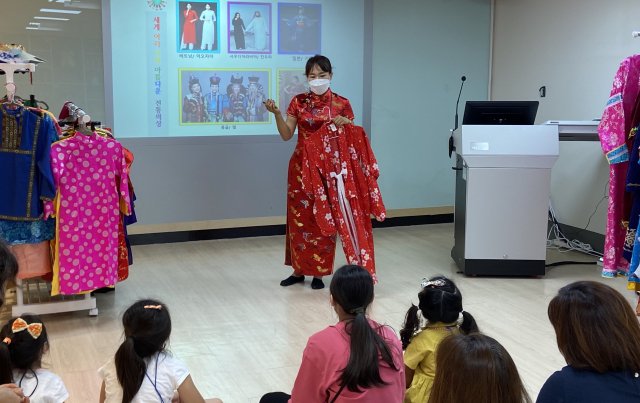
[260, 265, 405, 403]
[0, 314, 69, 403]
[400, 276, 478, 403]
[98, 299, 221, 403]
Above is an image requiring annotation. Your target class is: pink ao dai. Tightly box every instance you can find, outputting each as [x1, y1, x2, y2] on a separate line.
[45, 133, 131, 295]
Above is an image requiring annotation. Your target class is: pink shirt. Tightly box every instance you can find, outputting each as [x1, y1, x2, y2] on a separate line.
[290, 320, 405, 403]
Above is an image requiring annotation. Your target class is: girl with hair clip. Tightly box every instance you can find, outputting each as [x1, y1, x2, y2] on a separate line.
[400, 276, 478, 403]
[0, 240, 18, 309]
[260, 265, 405, 403]
[98, 299, 222, 403]
[0, 314, 69, 403]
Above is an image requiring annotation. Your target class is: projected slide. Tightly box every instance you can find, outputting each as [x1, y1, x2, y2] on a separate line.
[110, 0, 365, 137]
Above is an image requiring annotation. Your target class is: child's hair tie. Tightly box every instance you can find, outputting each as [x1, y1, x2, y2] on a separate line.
[144, 305, 162, 310]
[350, 307, 365, 314]
[421, 278, 446, 288]
[2, 337, 11, 345]
[11, 318, 42, 339]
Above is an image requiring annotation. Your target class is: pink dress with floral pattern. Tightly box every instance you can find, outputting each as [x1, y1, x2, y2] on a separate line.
[44, 133, 131, 294]
[599, 56, 640, 278]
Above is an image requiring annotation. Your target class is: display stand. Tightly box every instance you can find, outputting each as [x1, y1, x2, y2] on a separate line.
[12, 279, 98, 317]
[1, 63, 98, 316]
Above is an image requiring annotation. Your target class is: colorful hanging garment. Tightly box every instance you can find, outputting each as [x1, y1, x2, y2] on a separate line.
[301, 123, 385, 282]
[598, 55, 640, 278]
[44, 132, 131, 295]
[0, 111, 60, 246]
[284, 90, 354, 276]
[0, 106, 55, 221]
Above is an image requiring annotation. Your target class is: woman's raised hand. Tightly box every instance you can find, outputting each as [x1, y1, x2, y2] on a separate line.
[265, 99, 280, 115]
[332, 116, 352, 127]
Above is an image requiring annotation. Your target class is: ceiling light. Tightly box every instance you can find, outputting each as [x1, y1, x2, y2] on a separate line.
[40, 8, 81, 14]
[35, 16, 70, 21]
[26, 27, 39, 30]
[29, 22, 41, 26]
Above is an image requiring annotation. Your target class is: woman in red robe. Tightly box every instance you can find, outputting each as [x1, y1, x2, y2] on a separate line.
[181, 3, 198, 50]
[265, 55, 355, 290]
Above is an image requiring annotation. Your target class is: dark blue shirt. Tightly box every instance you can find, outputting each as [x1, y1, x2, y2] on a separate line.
[537, 366, 640, 403]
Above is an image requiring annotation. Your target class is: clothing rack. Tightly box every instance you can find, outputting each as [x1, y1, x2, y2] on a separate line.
[1, 71, 98, 316]
[65, 102, 91, 130]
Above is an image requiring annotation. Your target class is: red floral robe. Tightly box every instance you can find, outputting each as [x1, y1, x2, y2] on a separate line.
[285, 90, 354, 276]
[301, 124, 385, 282]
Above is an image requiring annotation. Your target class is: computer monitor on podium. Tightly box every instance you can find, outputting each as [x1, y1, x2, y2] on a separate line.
[462, 101, 539, 125]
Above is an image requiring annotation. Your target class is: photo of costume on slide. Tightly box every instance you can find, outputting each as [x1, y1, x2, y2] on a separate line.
[180, 69, 271, 124]
[228, 2, 272, 54]
[177, 1, 220, 52]
[278, 3, 321, 54]
[277, 69, 309, 117]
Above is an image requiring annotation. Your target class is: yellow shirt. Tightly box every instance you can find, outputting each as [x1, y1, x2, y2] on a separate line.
[403, 322, 460, 403]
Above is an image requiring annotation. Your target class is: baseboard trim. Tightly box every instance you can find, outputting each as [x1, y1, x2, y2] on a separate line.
[128, 212, 454, 246]
[126, 207, 454, 235]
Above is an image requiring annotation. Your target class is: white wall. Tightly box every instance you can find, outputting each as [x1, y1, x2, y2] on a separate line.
[492, 0, 640, 235]
[0, 0, 106, 124]
[372, 0, 492, 210]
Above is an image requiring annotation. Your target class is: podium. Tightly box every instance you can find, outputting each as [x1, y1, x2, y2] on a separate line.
[451, 125, 559, 276]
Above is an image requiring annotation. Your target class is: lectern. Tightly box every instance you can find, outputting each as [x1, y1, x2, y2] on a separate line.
[451, 124, 559, 275]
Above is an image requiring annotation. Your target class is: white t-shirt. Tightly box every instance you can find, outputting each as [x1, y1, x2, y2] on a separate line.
[12, 369, 69, 403]
[98, 352, 190, 403]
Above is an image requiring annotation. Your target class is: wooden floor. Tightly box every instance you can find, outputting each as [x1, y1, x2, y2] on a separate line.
[1, 224, 634, 403]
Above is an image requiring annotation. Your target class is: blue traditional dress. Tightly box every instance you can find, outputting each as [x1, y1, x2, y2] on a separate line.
[0, 108, 57, 245]
[205, 91, 229, 122]
[0, 106, 55, 221]
[285, 15, 315, 52]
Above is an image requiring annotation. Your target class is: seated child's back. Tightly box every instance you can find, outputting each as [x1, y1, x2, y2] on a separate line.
[0, 315, 69, 403]
[400, 277, 478, 403]
[99, 300, 209, 403]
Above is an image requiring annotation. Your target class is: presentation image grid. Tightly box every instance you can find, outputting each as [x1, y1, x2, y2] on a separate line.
[110, 0, 365, 137]
[179, 68, 271, 125]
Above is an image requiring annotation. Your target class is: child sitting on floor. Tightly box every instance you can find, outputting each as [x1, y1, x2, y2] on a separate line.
[98, 299, 222, 403]
[0, 314, 69, 403]
[400, 276, 479, 403]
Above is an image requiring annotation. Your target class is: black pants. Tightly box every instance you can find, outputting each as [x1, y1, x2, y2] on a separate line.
[260, 392, 291, 403]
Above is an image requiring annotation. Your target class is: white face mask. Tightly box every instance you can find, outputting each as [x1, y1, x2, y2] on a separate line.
[308, 79, 330, 95]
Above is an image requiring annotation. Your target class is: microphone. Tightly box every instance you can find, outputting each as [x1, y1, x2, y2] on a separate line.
[450, 76, 466, 158]
[454, 76, 466, 131]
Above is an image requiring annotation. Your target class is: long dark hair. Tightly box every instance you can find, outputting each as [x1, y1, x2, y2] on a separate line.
[115, 299, 172, 403]
[548, 281, 640, 373]
[0, 315, 49, 386]
[330, 265, 399, 393]
[428, 333, 532, 403]
[400, 276, 478, 350]
[305, 54, 332, 76]
[0, 240, 18, 309]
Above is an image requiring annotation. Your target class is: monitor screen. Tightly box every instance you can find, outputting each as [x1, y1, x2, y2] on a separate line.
[462, 101, 539, 125]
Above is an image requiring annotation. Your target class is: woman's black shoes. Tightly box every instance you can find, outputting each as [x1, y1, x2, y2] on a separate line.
[280, 275, 305, 286]
[311, 278, 325, 290]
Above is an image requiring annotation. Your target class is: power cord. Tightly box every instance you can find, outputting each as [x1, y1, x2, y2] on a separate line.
[547, 196, 604, 259]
